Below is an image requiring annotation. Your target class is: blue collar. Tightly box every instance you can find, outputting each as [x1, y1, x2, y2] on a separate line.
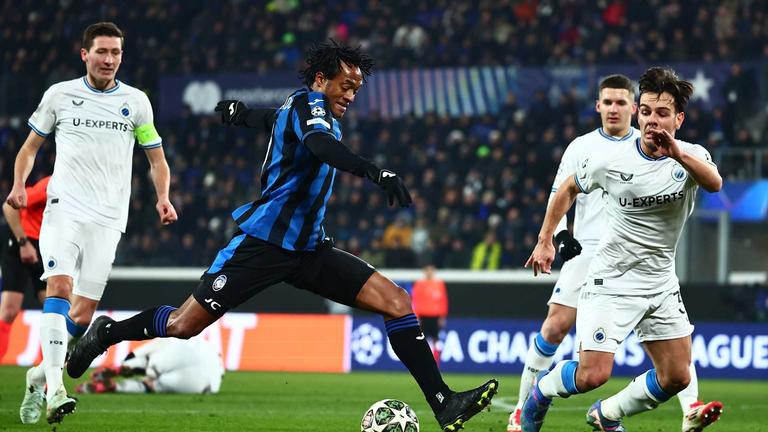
[598, 128, 634, 141]
[82, 76, 121, 94]
[635, 138, 668, 161]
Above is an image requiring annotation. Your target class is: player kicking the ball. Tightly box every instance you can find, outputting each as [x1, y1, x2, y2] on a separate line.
[68, 40, 496, 431]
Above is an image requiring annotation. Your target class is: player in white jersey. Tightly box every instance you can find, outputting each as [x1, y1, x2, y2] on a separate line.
[507, 76, 723, 432]
[507, 74, 639, 431]
[76, 339, 224, 395]
[5, 22, 178, 425]
[521, 67, 723, 432]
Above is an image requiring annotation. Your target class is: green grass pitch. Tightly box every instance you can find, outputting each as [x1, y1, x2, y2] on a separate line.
[0, 366, 765, 431]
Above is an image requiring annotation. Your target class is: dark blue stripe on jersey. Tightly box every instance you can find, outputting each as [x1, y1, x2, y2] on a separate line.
[574, 174, 588, 193]
[207, 233, 247, 274]
[28, 121, 49, 137]
[292, 165, 335, 250]
[635, 138, 668, 161]
[598, 128, 634, 141]
[232, 89, 342, 251]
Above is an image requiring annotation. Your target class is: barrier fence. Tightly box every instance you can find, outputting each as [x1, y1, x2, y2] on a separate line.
[3, 311, 766, 379]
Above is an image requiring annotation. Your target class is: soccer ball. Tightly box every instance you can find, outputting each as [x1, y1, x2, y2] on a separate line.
[360, 399, 419, 432]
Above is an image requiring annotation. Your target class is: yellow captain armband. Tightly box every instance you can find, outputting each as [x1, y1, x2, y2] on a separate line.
[135, 123, 161, 147]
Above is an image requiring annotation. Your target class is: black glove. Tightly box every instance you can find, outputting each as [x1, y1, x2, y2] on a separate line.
[554, 229, 582, 261]
[368, 168, 412, 207]
[214, 100, 249, 126]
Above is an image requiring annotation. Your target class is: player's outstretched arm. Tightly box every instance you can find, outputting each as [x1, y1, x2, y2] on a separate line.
[525, 175, 580, 276]
[214, 100, 276, 130]
[304, 133, 412, 207]
[144, 147, 178, 225]
[5, 131, 45, 209]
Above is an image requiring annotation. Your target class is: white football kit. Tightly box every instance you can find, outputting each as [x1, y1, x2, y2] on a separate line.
[122, 339, 225, 394]
[574, 137, 716, 352]
[29, 77, 161, 300]
[547, 127, 639, 308]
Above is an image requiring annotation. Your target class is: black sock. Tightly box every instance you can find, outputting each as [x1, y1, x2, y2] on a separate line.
[99, 305, 177, 346]
[386, 314, 452, 414]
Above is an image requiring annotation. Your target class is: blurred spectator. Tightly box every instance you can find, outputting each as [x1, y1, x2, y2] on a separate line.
[470, 231, 502, 270]
[1, 1, 765, 267]
[411, 265, 448, 363]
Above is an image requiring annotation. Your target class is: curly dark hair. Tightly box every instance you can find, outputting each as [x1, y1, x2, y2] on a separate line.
[298, 39, 374, 88]
[638, 67, 694, 113]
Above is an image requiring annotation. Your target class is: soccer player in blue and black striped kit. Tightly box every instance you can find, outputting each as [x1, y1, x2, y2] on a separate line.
[68, 40, 497, 431]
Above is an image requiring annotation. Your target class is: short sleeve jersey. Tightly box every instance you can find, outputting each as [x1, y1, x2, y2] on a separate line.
[575, 138, 716, 294]
[28, 77, 161, 232]
[550, 128, 638, 253]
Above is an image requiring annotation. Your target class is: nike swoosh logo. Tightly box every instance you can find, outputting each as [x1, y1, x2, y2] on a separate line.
[416, 333, 425, 340]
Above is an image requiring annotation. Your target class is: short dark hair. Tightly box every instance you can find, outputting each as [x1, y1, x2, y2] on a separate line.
[638, 67, 694, 113]
[298, 39, 374, 88]
[598, 74, 634, 97]
[82, 22, 124, 51]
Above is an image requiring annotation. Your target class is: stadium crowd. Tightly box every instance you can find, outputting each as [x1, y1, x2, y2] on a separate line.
[0, 0, 766, 268]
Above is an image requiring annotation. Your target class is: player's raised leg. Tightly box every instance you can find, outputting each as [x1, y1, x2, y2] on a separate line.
[67, 294, 213, 378]
[355, 272, 498, 431]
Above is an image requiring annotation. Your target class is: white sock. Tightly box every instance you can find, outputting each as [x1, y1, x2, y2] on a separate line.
[515, 339, 556, 409]
[537, 360, 579, 399]
[676, 362, 698, 412]
[117, 380, 148, 393]
[601, 369, 671, 420]
[27, 364, 46, 388]
[41, 312, 68, 400]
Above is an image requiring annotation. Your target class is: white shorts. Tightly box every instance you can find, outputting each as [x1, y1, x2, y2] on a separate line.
[547, 253, 593, 308]
[144, 340, 222, 394]
[576, 288, 694, 353]
[39, 204, 122, 301]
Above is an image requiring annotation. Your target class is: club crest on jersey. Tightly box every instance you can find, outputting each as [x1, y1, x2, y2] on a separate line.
[47, 257, 57, 270]
[311, 106, 326, 117]
[212, 274, 227, 292]
[671, 163, 687, 182]
[119, 103, 130, 117]
[593, 327, 606, 344]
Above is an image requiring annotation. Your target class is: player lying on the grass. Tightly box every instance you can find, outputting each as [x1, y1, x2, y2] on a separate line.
[76, 338, 224, 394]
[521, 67, 723, 432]
[68, 39, 497, 432]
[506, 74, 723, 432]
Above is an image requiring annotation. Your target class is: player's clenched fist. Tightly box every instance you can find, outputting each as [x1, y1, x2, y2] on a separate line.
[5, 184, 27, 209]
[156, 199, 178, 225]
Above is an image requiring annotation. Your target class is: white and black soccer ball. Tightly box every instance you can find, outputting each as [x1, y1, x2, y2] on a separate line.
[361, 399, 419, 432]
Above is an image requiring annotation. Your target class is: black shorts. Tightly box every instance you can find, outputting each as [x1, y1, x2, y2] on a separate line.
[1, 237, 45, 294]
[193, 234, 376, 317]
